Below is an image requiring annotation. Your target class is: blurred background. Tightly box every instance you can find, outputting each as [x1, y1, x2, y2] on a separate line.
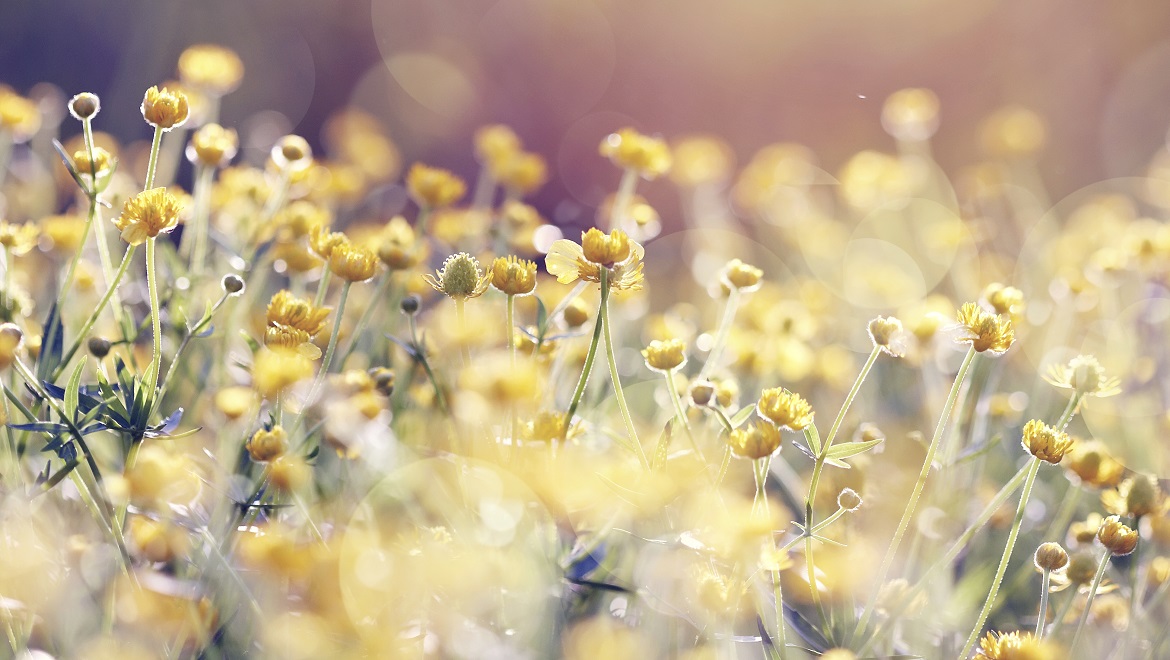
[2, 0, 1170, 227]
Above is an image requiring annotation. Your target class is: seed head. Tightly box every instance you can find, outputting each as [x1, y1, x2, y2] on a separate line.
[68, 92, 100, 120]
[1045, 354, 1120, 398]
[271, 135, 312, 172]
[424, 252, 490, 301]
[688, 379, 716, 407]
[221, 274, 245, 295]
[141, 85, 190, 131]
[837, 488, 863, 512]
[401, 295, 421, 316]
[87, 336, 111, 359]
[867, 315, 906, 357]
[1020, 419, 1074, 464]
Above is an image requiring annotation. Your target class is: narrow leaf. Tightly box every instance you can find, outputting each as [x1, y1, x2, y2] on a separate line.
[729, 404, 756, 429]
[64, 358, 86, 420]
[823, 438, 883, 461]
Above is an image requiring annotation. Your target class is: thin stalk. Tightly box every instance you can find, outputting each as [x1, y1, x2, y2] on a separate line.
[958, 456, 1043, 659]
[143, 126, 164, 191]
[564, 278, 607, 432]
[57, 187, 96, 304]
[601, 268, 647, 470]
[852, 346, 978, 641]
[773, 569, 789, 660]
[291, 281, 351, 436]
[608, 168, 638, 230]
[1068, 550, 1111, 651]
[455, 298, 471, 366]
[752, 457, 771, 518]
[506, 294, 516, 360]
[665, 370, 706, 464]
[187, 165, 215, 275]
[822, 345, 882, 453]
[0, 134, 11, 187]
[340, 271, 393, 364]
[1037, 569, 1052, 637]
[698, 287, 740, 379]
[1055, 391, 1084, 431]
[51, 245, 136, 380]
[312, 268, 332, 308]
[146, 237, 162, 396]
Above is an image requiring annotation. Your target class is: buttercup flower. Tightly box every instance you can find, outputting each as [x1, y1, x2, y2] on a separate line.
[757, 387, 814, 431]
[1021, 419, 1074, 464]
[424, 252, 491, 301]
[177, 44, 245, 96]
[266, 290, 330, 337]
[728, 420, 783, 460]
[114, 188, 183, 245]
[377, 216, 427, 270]
[140, 85, 190, 131]
[187, 123, 238, 168]
[328, 242, 380, 282]
[954, 302, 1015, 354]
[1044, 355, 1120, 398]
[1097, 515, 1139, 556]
[975, 630, 1056, 659]
[247, 426, 288, 463]
[490, 256, 538, 297]
[600, 127, 672, 179]
[407, 163, 466, 209]
[643, 338, 687, 373]
[546, 228, 645, 291]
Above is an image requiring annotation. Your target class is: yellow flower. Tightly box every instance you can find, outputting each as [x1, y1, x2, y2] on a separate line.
[113, 188, 183, 245]
[376, 216, 427, 270]
[954, 302, 1015, 354]
[490, 256, 538, 296]
[523, 411, 577, 444]
[0, 221, 39, 256]
[252, 347, 314, 399]
[186, 123, 238, 168]
[867, 316, 906, 357]
[1064, 440, 1125, 489]
[599, 128, 672, 179]
[177, 44, 244, 96]
[728, 420, 783, 460]
[981, 106, 1047, 158]
[1102, 476, 1164, 519]
[1044, 355, 1120, 398]
[975, 630, 1057, 660]
[881, 88, 940, 142]
[270, 135, 312, 172]
[981, 282, 1025, 317]
[1020, 419, 1074, 464]
[0, 324, 23, 371]
[309, 225, 348, 260]
[720, 259, 763, 292]
[1098, 515, 1139, 556]
[328, 242, 379, 282]
[474, 124, 521, 169]
[406, 163, 466, 209]
[424, 252, 490, 301]
[496, 151, 548, 196]
[263, 324, 322, 360]
[140, 85, 190, 131]
[0, 90, 41, 142]
[546, 228, 645, 291]
[71, 146, 114, 179]
[40, 214, 86, 252]
[757, 387, 814, 431]
[642, 338, 686, 373]
[669, 135, 734, 187]
[247, 426, 288, 463]
[266, 290, 330, 337]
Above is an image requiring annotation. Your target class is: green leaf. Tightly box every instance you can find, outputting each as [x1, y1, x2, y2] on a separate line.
[729, 404, 756, 429]
[823, 438, 884, 462]
[804, 424, 822, 457]
[64, 358, 86, 420]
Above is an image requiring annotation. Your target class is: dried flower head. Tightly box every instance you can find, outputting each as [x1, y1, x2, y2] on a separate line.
[328, 242, 379, 282]
[68, 92, 100, 120]
[642, 338, 687, 373]
[247, 426, 288, 463]
[186, 123, 238, 168]
[954, 302, 1015, 354]
[688, 379, 716, 408]
[377, 216, 426, 270]
[981, 282, 1025, 317]
[406, 163, 466, 209]
[599, 128, 672, 179]
[546, 228, 645, 291]
[728, 420, 783, 459]
[113, 188, 183, 245]
[424, 252, 491, 301]
[837, 488, 863, 512]
[1021, 419, 1074, 464]
[1034, 542, 1069, 572]
[1098, 515, 1139, 556]
[867, 315, 906, 357]
[757, 387, 814, 431]
[140, 85, 190, 131]
[490, 256, 538, 297]
[720, 258, 763, 293]
[177, 44, 245, 96]
[1044, 355, 1120, 398]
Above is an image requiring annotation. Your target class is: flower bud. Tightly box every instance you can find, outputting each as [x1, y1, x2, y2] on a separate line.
[1098, 515, 1139, 556]
[0, 323, 23, 370]
[837, 488, 863, 512]
[1033, 542, 1069, 572]
[68, 92, 100, 120]
[87, 336, 111, 359]
[401, 294, 421, 316]
[222, 274, 245, 295]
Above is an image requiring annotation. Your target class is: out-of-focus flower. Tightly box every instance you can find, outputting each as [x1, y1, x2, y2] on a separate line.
[271, 135, 312, 172]
[1098, 515, 1139, 556]
[140, 85, 190, 131]
[642, 338, 686, 373]
[728, 420, 783, 460]
[600, 127, 672, 179]
[867, 315, 906, 357]
[881, 88, 940, 142]
[497, 151, 548, 197]
[376, 216, 427, 271]
[407, 163, 466, 209]
[1102, 476, 1164, 519]
[0, 323, 23, 370]
[670, 135, 734, 186]
[177, 44, 244, 97]
[1044, 355, 1121, 398]
[252, 347, 314, 399]
[328, 242, 379, 282]
[981, 282, 1025, 317]
[1064, 440, 1125, 489]
[186, 123, 238, 168]
[546, 228, 645, 291]
[0, 88, 41, 141]
[0, 220, 39, 255]
[975, 630, 1058, 659]
[247, 426, 288, 463]
[720, 258, 763, 293]
[981, 106, 1047, 158]
[113, 188, 183, 245]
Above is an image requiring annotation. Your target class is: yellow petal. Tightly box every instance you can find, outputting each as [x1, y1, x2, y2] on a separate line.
[545, 239, 584, 284]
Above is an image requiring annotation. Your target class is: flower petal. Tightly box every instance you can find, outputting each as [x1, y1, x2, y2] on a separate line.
[545, 239, 584, 284]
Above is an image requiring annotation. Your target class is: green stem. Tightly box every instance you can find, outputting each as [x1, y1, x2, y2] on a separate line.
[187, 165, 215, 275]
[58, 187, 97, 305]
[1068, 550, 1111, 651]
[312, 268, 332, 308]
[852, 346, 978, 642]
[455, 298, 470, 366]
[1055, 391, 1084, 431]
[822, 345, 882, 454]
[608, 168, 638, 230]
[146, 237, 162, 396]
[959, 456, 1042, 658]
[601, 268, 647, 470]
[1037, 569, 1052, 637]
[292, 281, 351, 436]
[773, 569, 789, 660]
[339, 270, 394, 364]
[698, 287, 740, 379]
[665, 370, 705, 464]
[52, 245, 137, 381]
[811, 506, 848, 534]
[506, 294, 516, 359]
[564, 276, 607, 432]
[144, 126, 163, 191]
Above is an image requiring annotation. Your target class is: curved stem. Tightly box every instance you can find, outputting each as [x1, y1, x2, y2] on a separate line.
[853, 346, 978, 641]
[564, 277, 607, 432]
[52, 245, 137, 381]
[773, 569, 789, 660]
[959, 456, 1042, 658]
[1037, 569, 1052, 637]
[455, 298, 470, 366]
[146, 237, 162, 396]
[601, 269, 647, 471]
[1068, 550, 1111, 651]
[340, 270, 393, 364]
[698, 287, 740, 379]
[822, 345, 882, 453]
[665, 370, 705, 464]
[608, 168, 638, 230]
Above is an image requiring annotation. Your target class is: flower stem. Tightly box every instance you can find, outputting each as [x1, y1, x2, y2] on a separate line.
[608, 168, 638, 230]
[506, 294, 516, 360]
[852, 345, 977, 641]
[187, 164, 216, 275]
[1037, 568, 1053, 637]
[291, 281, 351, 436]
[455, 298, 470, 366]
[143, 126, 164, 191]
[773, 569, 789, 660]
[340, 270, 394, 364]
[698, 287, 740, 379]
[601, 268, 648, 470]
[564, 275, 607, 432]
[52, 245, 137, 381]
[959, 456, 1042, 658]
[665, 370, 706, 464]
[146, 237, 162, 396]
[1069, 549, 1112, 651]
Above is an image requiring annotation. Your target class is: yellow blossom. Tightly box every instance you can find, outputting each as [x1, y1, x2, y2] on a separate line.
[177, 44, 244, 96]
[113, 188, 183, 245]
[600, 127, 672, 179]
[720, 259, 763, 292]
[140, 85, 190, 131]
[1098, 515, 1138, 556]
[728, 420, 783, 460]
[406, 163, 466, 209]
[1044, 355, 1120, 398]
[546, 228, 645, 291]
[954, 302, 1015, 354]
[0, 220, 39, 255]
[266, 290, 331, 336]
[1020, 419, 1074, 464]
[247, 426, 289, 463]
[642, 338, 686, 373]
[187, 123, 238, 168]
[328, 242, 379, 282]
[376, 216, 427, 270]
[757, 387, 814, 431]
[490, 256, 538, 296]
